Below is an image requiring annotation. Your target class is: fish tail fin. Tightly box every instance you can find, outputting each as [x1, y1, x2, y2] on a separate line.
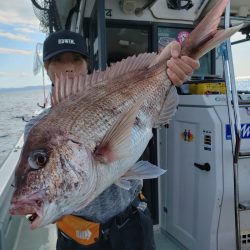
[149, 0, 243, 67]
[190, 24, 244, 59]
[181, 0, 242, 59]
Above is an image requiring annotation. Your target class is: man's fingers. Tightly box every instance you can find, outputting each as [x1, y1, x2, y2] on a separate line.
[167, 69, 183, 87]
[181, 56, 200, 70]
[170, 41, 181, 58]
[150, 41, 176, 67]
[166, 53, 200, 86]
[171, 58, 194, 76]
[167, 58, 187, 82]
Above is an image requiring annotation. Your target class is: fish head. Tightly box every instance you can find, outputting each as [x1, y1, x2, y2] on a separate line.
[9, 128, 97, 229]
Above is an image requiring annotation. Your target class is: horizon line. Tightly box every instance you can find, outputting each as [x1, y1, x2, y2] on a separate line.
[236, 76, 250, 80]
[0, 84, 50, 90]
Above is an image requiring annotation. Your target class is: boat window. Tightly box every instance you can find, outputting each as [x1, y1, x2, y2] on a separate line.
[106, 26, 150, 65]
[157, 26, 212, 76]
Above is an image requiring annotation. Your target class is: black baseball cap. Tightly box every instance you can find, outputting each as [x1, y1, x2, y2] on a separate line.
[43, 30, 89, 61]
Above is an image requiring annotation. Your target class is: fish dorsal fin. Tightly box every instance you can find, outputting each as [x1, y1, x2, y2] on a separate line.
[94, 98, 144, 164]
[154, 86, 179, 127]
[51, 53, 157, 107]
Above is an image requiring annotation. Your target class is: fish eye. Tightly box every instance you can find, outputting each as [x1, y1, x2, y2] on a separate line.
[36, 153, 47, 166]
[28, 150, 48, 170]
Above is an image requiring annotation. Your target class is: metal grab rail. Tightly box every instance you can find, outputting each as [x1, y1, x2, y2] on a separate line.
[238, 100, 250, 106]
[239, 151, 250, 157]
[223, 2, 242, 250]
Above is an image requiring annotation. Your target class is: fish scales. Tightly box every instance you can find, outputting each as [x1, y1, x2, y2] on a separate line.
[69, 65, 169, 150]
[32, 64, 169, 152]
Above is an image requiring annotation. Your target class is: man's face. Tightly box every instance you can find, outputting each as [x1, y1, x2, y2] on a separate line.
[44, 52, 88, 83]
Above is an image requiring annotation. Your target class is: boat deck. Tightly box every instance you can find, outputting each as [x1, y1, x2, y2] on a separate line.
[13, 217, 185, 250]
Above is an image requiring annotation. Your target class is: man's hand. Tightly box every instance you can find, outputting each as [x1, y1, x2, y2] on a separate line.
[166, 41, 200, 87]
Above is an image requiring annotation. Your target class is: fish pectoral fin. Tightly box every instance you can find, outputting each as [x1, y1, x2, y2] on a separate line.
[122, 161, 166, 180]
[94, 98, 144, 164]
[114, 179, 132, 190]
[154, 86, 178, 128]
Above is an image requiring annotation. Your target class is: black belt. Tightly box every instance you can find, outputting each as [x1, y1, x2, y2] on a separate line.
[58, 195, 147, 247]
[103, 197, 140, 231]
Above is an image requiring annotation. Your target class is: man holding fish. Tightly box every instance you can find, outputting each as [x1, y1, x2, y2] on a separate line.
[21, 29, 199, 250]
[10, 1, 242, 248]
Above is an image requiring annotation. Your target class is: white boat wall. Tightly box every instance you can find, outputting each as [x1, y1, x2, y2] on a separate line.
[1, 0, 250, 249]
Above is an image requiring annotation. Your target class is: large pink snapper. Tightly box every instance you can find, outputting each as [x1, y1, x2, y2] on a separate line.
[10, 0, 242, 229]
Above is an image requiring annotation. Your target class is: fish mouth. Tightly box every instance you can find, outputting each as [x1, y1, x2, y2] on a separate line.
[26, 212, 42, 229]
[9, 192, 45, 229]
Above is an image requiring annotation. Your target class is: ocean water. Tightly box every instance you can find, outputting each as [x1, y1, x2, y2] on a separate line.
[236, 79, 250, 92]
[0, 88, 48, 167]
